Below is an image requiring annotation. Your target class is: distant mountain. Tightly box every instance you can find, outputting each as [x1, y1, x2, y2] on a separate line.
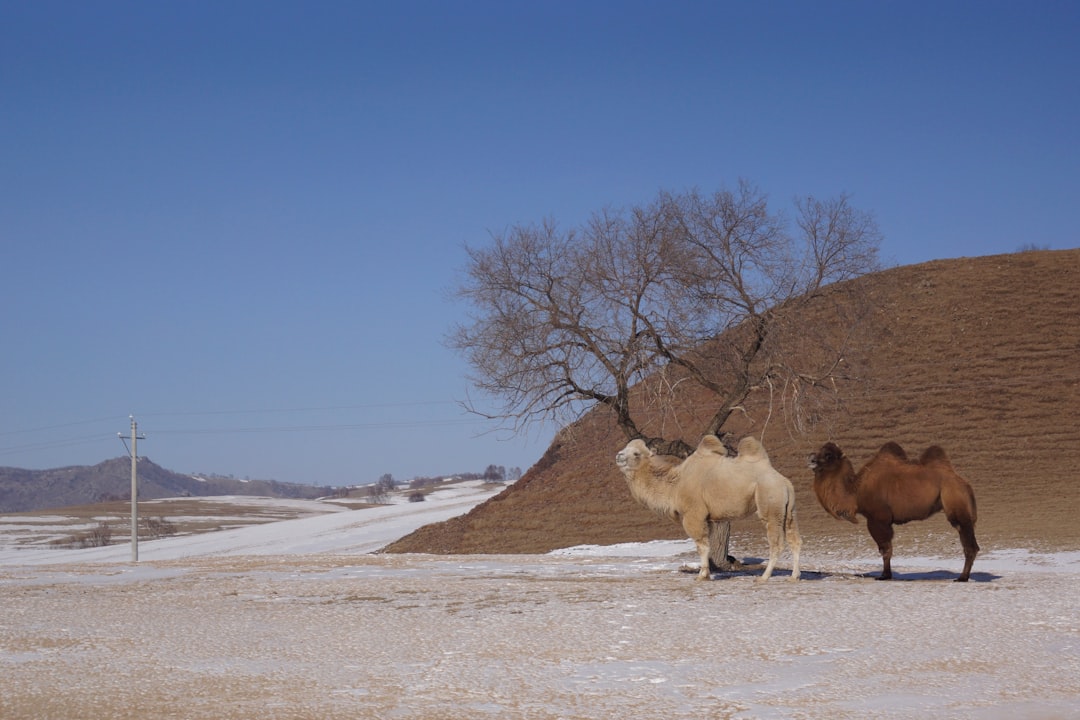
[0, 457, 333, 513]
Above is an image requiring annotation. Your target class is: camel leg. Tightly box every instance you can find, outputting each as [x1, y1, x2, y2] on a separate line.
[943, 496, 979, 582]
[693, 537, 712, 581]
[951, 520, 980, 582]
[684, 515, 713, 581]
[943, 481, 979, 582]
[786, 514, 802, 582]
[867, 520, 895, 580]
[758, 518, 783, 582]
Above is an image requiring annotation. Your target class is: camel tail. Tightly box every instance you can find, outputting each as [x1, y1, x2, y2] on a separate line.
[785, 484, 797, 532]
[782, 480, 802, 580]
[941, 470, 978, 525]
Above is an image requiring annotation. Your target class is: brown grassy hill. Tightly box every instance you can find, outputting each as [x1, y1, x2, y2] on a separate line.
[385, 249, 1080, 559]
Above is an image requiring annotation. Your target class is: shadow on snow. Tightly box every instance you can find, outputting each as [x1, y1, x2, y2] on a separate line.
[684, 557, 1002, 583]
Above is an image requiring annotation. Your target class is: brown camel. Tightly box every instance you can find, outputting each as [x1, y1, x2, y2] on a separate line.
[808, 441, 979, 582]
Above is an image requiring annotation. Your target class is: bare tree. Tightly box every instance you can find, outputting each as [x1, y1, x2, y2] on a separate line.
[453, 182, 881, 451]
[483, 464, 506, 482]
[451, 182, 882, 568]
[367, 475, 397, 504]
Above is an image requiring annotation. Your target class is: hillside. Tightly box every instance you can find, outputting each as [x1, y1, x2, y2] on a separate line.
[385, 248, 1080, 557]
[0, 457, 332, 513]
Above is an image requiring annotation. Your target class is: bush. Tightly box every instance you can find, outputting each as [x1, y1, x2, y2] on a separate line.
[84, 521, 113, 548]
[408, 492, 426, 503]
[141, 516, 177, 540]
[50, 521, 113, 549]
[1017, 242, 1050, 253]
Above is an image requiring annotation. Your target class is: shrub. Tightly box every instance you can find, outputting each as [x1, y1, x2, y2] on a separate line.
[50, 521, 113, 549]
[141, 516, 177, 540]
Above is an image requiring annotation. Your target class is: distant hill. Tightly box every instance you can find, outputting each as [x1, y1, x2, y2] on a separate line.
[385, 249, 1080, 556]
[0, 457, 333, 513]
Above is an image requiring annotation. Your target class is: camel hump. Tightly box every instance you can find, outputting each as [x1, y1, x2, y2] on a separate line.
[696, 434, 729, 456]
[736, 436, 768, 461]
[920, 445, 950, 464]
[878, 441, 909, 461]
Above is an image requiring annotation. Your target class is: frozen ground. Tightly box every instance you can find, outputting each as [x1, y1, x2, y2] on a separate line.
[1, 482, 1078, 719]
[0, 481, 505, 564]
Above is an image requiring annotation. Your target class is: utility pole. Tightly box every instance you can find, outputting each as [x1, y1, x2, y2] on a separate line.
[119, 416, 145, 562]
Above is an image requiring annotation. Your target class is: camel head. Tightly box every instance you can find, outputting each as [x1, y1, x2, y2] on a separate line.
[808, 442, 859, 523]
[808, 442, 845, 475]
[615, 439, 652, 474]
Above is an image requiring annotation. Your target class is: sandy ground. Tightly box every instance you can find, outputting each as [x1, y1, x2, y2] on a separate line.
[2, 547, 1079, 720]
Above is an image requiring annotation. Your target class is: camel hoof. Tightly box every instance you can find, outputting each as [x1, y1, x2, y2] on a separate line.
[954, 576, 970, 583]
[875, 574, 892, 581]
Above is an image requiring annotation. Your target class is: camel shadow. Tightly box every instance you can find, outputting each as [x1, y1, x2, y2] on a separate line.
[682, 558, 804, 581]
[708, 556, 809, 581]
[692, 558, 1001, 583]
[864, 569, 1001, 583]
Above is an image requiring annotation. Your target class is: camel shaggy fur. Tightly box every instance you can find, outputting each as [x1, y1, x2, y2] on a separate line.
[808, 442, 979, 581]
[615, 435, 801, 581]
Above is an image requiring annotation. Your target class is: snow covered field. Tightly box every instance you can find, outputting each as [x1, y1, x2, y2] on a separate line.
[2, 482, 1078, 719]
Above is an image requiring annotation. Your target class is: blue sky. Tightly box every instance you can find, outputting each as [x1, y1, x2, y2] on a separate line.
[2, 1, 1077, 485]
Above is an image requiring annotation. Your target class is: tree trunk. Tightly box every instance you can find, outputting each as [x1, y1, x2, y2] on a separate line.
[647, 437, 694, 458]
[707, 520, 740, 571]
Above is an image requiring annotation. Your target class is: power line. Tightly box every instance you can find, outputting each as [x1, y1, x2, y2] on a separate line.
[0, 416, 488, 457]
[150, 417, 487, 435]
[0, 400, 469, 452]
[0, 415, 122, 438]
[0, 433, 118, 457]
[138, 400, 460, 419]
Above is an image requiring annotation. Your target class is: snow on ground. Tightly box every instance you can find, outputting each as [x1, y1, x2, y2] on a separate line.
[1, 484, 1079, 719]
[0, 480, 503, 564]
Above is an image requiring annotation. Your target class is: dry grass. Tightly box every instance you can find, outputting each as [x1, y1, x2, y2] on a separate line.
[385, 249, 1080, 557]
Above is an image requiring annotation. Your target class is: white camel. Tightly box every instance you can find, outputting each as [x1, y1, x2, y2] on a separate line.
[615, 435, 802, 581]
